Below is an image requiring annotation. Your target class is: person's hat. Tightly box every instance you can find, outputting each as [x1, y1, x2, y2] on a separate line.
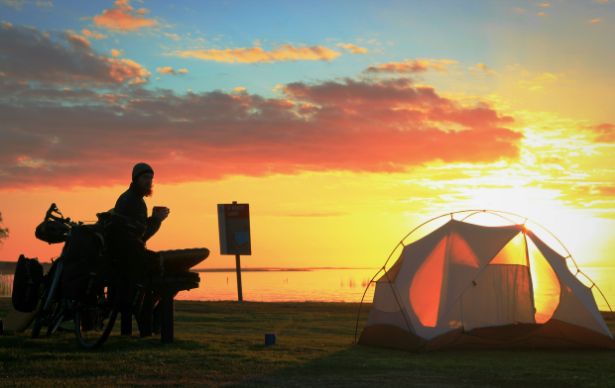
[132, 162, 154, 181]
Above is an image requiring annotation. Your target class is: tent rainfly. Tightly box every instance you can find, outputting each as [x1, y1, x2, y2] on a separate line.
[357, 210, 615, 350]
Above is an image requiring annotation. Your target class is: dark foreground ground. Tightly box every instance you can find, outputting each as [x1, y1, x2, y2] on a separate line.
[1, 298, 614, 387]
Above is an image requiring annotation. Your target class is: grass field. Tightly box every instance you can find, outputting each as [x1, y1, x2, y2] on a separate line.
[1, 297, 615, 387]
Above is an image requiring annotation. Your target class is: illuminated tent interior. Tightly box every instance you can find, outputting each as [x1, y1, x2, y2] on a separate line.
[357, 210, 615, 350]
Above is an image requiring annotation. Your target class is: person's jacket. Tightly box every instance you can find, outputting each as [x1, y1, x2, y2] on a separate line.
[113, 184, 161, 244]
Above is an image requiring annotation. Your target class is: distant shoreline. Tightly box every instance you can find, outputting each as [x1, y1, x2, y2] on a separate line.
[192, 267, 375, 273]
[0, 260, 374, 274]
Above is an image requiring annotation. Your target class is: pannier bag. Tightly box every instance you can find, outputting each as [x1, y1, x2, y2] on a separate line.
[35, 218, 70, 244]
[60, 225, 106, 299]
[12, 254, 44, 312]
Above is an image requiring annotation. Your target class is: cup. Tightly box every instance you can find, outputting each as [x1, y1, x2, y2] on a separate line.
[265, 333, 276, 346]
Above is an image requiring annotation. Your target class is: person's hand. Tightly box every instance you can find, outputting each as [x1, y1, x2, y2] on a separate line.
[152, 206, 170, 222]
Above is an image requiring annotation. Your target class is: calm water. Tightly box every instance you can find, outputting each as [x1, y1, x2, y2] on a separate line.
[2, 267, 614, 310]
[175, 268, 378, 303]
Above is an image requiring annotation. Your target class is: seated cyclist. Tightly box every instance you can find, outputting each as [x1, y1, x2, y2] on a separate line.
[108, 163, 170, 336]
[109, 162, 169, 283]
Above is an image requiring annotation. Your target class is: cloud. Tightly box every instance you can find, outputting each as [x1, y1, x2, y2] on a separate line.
[589, 123, 615, 142]
[110, 48, 122, 57]
[2, 0, 24, 9]
[517, 71, 560, 91]
[337, 43, 368, 54]
[470, 63, 496, 76]
[537, 2, 551, 8]
[81, 28, 107, 40]
[35, 0, 51, 9]
[1, 0, 50, 9]
[65, 30, 91, 48]
[92, 0, 157, 32]
[282, 211, 348, 218]
[589, 18, 602, 24]
[156, 66, 188, 75]
[365, 58, 458, 74]
[598, 186, 615, 196]
[0, 68, 520, 189]
[174, 44, 341, 63]
[164, 32, 181, 41]
[0, 23, 149, 85]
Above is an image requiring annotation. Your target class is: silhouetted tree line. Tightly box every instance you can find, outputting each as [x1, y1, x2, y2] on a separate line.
[0, 211, 9, 245]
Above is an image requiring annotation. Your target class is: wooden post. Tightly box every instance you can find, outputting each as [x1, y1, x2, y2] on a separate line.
[160, 292, 174, 343]
[235, 254, 243, 302]
[138, 290, 154, 337]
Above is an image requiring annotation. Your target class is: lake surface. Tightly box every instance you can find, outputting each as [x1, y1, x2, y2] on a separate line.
[175, 268, 378, 303]
[2, 267, 614, 310]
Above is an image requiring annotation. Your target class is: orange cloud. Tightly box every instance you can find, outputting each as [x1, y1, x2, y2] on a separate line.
[598, 186, 615, 196]
[0, 24, 149, 85]
[366, 58, 457, 74]
[517, 71, 560, 91]
[0, 74, 519, 188]
[157, 66, 173, 74]
[109, 58, 150, 84]
[156, 66, 188, 75]
[66, 30, 90, 48]
[81, 28, 107, 40]
[471, 63, 496, 75]
[92, 0, 157, 32]
[175, 45, 341, 63]
[590, 123, 615, 142]
[537, 2, 551, 8]
[337, 43, 368, 54]
[589, 18, 602, 24]
[111, 48, 122, 57]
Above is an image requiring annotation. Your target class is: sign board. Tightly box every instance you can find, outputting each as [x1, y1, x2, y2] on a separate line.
[217, 203, 251, 255]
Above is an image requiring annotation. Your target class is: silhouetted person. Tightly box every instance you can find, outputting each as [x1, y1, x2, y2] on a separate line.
[113, 163, 169, 248]
[109, 163, 169, 336]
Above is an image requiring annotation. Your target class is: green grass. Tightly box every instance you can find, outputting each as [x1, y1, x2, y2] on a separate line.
[1, 297, 615, 387]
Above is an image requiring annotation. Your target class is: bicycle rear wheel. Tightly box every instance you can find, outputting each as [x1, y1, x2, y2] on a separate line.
[74, 283, 119, 349]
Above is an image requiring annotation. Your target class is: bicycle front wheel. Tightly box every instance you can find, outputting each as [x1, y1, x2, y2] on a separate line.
[74, 284, 119, 349]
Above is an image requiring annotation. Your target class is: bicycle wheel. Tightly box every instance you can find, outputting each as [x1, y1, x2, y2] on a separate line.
[74, 283, 119, 349]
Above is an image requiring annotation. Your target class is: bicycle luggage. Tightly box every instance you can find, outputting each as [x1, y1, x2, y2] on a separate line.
[12, 254, 44, 312]
[60, 224, 106, 299]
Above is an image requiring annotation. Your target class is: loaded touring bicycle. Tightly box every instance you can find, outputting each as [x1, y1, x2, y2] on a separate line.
[12, 203, 207, 349]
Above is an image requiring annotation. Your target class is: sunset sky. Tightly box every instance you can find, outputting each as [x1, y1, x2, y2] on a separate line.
[0, 0, 613, 271]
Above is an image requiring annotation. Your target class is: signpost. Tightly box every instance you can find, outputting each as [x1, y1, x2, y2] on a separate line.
[217, 202, 251, 302]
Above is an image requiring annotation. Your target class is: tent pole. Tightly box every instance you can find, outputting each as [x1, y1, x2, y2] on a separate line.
[354, 267, 384, 344]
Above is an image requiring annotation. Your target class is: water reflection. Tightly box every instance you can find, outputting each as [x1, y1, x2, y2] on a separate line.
[175, 268, 378, 303]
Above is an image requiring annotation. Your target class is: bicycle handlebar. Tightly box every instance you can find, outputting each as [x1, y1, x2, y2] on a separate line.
[44, 203, 77, 226]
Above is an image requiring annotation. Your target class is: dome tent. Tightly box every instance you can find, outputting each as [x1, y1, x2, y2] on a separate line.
[356, 210, 614, 350]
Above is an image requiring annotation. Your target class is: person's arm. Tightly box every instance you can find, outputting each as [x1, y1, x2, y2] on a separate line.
[143, 216, 161, 242]
[143, 207, 170, 242]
